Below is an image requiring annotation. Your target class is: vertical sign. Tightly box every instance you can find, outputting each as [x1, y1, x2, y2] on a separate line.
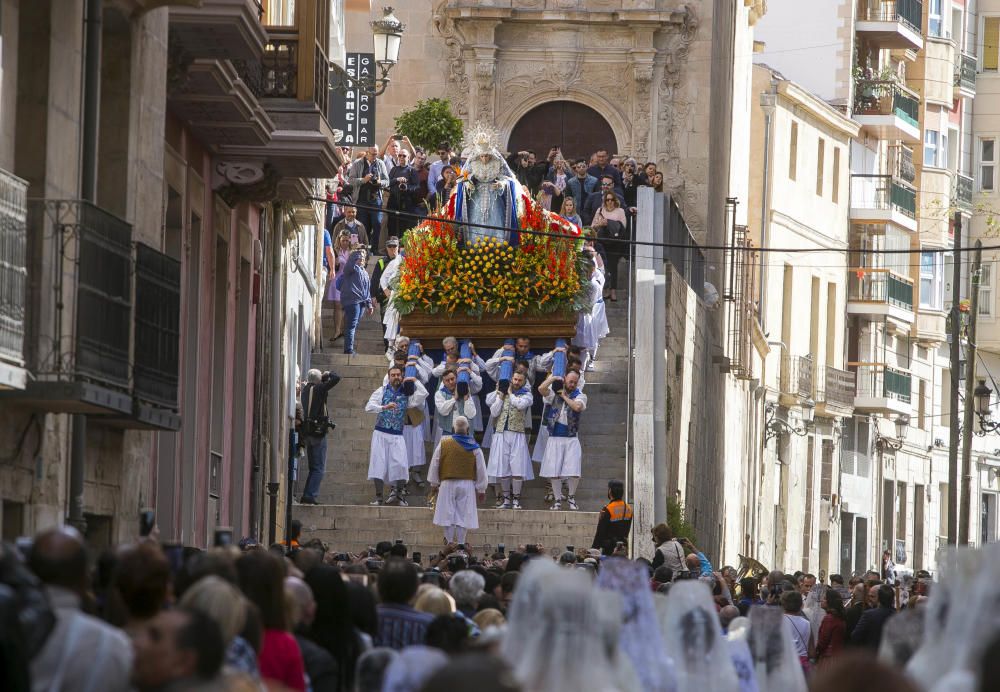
[329, 53, 377, 147]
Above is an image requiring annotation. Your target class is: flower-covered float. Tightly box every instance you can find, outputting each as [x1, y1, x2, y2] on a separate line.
[392, 124, 590, 346]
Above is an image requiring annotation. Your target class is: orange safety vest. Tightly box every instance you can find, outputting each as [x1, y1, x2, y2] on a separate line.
[604, 499, 633, 522]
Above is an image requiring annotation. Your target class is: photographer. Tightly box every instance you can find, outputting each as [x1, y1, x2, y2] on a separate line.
[300, 368, 342, 505]
[347, 146, 390, 253]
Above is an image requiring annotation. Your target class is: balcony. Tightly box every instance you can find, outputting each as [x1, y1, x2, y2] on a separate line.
[169, 0, 267, 62]
[850, 174, 918, 232]
[815, 365, 857, 418]
[853, 80, 921, 144]
[0, 200, 134, 414]
[850, 362, 912, 415]
[855, 0, 923, 52]
[953, 173, 974, 211]
[847, 268, 915, 325]
[0, 168, 28, 390]
[954, 52, 977, 98]
[779, 354, 814, 407]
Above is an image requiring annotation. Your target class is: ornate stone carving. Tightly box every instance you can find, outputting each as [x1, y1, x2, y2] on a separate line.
[432, 1, 471, 119]
[475, 60, 496, 122]
[656, 3, 701, 233]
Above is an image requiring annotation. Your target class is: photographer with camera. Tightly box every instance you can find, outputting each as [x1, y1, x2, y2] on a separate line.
[300, 368, 342, 505]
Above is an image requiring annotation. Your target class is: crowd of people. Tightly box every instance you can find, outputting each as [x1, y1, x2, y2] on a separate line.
[4, 522, 998, 692]
[319, 138, 651, 354]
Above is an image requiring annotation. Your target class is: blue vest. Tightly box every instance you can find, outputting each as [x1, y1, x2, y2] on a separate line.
[544, 389, 582, 438]
[436, 388, 459, 434]
[375, 385, 408, 435]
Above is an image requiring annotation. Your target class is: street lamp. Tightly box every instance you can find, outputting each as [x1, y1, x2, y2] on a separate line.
[973, 379, 1000, 435]
[330, 6, 406, 97]
[872, 413, 909, 451]
[764, 400, 815, 442]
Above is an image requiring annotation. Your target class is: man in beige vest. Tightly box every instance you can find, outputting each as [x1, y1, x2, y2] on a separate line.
[427, 416, 488, 545]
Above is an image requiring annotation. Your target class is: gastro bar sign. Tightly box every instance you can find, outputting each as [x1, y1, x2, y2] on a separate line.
[330, 53, 377, 147]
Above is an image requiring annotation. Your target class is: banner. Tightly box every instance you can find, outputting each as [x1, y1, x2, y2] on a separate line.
[329, 53, 377, 147]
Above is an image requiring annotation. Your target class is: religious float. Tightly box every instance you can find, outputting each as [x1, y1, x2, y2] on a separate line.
[392, 123, 589, 347]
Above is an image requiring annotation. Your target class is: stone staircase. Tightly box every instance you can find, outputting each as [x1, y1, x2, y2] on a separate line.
[294, 285, 630, 558]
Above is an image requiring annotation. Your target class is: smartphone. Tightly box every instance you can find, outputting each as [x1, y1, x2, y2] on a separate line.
[456, 543, 466, 552]
[162, 541, 184, 575]
[525, 544, 539, 555]
[412, 551, 422, 565]
[395, 539, 403, 545]
[421, 571, 443, 587]
[139, 509, 155, 537]
[333, 552, 350, 562]
[566, 545, 575, 553]
[213, 527, 234, 548]
[497, 543, 505, 554]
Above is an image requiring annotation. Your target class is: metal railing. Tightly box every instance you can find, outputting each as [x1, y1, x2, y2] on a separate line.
[0, 168, 28, 366]
[954, 173, 974, 210]
[848, 268, 914, 311]
[856, 0, 922, 33]
[955, 52, 976, 93]
[887, 145, 916, 184]
[817, 365, 857, 409]
[261, 33, 298, 98]
[780, 354, 814, 400]
[28, 200, 132, 390]
[665, 197, 705, 298]
[851, 362, 912, 404]
[134, 244, 181, 409]
[850, 174, 917, 218]
[853, 79, 920, 128]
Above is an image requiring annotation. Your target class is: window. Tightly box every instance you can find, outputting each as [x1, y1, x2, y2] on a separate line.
[789, 122, 798, 181]
[987, 17, 1000, 71]
[981, 138, 996, 192]
[920, 251, 944, 310]
[924, 130, 939, 167]
[816, 139, 825, 196]
[929, 0, 943, 37]
[832, 148, 840, 203]
[979, 261, 993, 317]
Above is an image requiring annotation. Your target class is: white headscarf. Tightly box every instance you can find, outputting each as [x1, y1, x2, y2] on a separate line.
[658, 580, 739, 692]
[746, 605, 806, 692]
[379, 645, 448, 692]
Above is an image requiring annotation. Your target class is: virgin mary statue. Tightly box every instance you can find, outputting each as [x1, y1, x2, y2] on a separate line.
[452, 123, 522, 246]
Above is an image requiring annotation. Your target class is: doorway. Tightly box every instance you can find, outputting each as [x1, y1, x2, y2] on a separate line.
[507, 101, 618, 162]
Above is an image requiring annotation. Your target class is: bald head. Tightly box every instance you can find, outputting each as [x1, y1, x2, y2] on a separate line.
[720, 605, 740, 630]
[29, 527, 88, 593]
[685, 553, 700, 572]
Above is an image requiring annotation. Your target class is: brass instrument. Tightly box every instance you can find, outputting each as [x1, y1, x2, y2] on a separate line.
[734, 553, 769, 597]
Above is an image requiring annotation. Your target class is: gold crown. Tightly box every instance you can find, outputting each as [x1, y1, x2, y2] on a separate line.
[462, 121, 501, 158]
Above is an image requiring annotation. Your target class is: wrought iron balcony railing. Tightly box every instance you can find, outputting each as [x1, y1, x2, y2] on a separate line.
[817, 365, 857, 409]
[954, 173, 974, 210]
[853, 79, 920, 128]
[851, 362, 912, 404]
[955, 52, 977, 93]
[856, 0, 923, 33]
[780, 354, 815, 400]
[850, 174, 917, 218]
[0, 168, 28, 368]
[134, 244, 181, 410]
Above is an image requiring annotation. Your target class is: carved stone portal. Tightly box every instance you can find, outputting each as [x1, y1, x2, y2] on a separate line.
[431, 0, 703, 230]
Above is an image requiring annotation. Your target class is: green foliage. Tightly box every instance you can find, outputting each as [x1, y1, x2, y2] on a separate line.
[393, 98, 465, 152]
[666, 498, 697, 542]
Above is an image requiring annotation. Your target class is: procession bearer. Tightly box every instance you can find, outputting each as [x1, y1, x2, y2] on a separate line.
[365, 365, 428, 506]
[538, 369, 587, 511]
[485, 370, 533, 509]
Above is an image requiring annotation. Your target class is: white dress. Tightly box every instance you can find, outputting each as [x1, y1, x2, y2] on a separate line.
[538, 389, 587, 478]
[380, 255, 402, 340]
[485, 389, 534, 479]
[428, 439, 488, 530]
[531, 374, 586, 463]
[365, 382, 428, 483]
[574, 270, 607, 349]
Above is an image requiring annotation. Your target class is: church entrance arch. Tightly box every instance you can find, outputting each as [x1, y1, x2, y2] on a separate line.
[506, 101, 618, 163]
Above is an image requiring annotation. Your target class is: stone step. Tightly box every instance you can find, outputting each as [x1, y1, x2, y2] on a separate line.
[293, 504, 602, 559]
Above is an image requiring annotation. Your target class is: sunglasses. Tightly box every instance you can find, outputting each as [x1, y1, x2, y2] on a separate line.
[601, 182, 613, 187]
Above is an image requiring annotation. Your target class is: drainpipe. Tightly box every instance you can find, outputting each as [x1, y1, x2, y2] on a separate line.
[69, 0, 103, 533]
[267, 207, 284, 544]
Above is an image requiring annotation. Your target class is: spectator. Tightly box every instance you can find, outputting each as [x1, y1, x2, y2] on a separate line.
[559, 196, 582, 228]
[110, 541, 171, 638]
[781, 589, 813, 674]
[178, 574, 260, 682]
[591, 191, 628, 302]
[816, 587, 847, 665]
[586, 148, 623, 192]
[380, 645, 448, 692]
[449, 570, 486, 618]
[411, 147, 431, 209]
[649, 523, 686, 575]
[300, 368, 342, 505]
[327, 230, 354, 343]
[737, 577, 763, 616]
[335, 245, 373, 355]
[566, 159, 599, 214]
[285, 575, 338, 692]
[507, 148, 554, 196]
[545, 157, 570, 201]
[473, 609, 506, 631]
[131, 608, 226, 691]
[414, 587, 456, 617]
[433, 164, 458, 211]
[355, 648, 398, 692]
[581, 175, 623, 226]
[850, 584, 895, 650]
[427, 141, 452, 195]
[376, 558, 435, 649]
[417, 652, 521, 692]
[844, 582, 867, 637]
[371, 236, 400, 351]
[28, 527, 132, 692]
[304, 564, 368, 690]
[346, 145, 390, 253]
[331, 204, 369, 250]
[651, 171, 664, 192]
[535, 180, 562, 213]
[810, 652, 920, 692]
[387, 149, 419, 240]
[425, 614, 471, 655]
[800, 572, 817, 596]
[237, 550, 306, 691]
[640, 161, 657, 186]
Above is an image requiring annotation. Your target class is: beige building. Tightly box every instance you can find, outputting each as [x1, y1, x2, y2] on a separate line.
[748, 64, 860, 574]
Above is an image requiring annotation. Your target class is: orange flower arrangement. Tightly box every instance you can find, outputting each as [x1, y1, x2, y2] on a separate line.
[391, 198, 589, 318]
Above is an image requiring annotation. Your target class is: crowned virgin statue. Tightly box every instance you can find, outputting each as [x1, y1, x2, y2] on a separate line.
[452, 123, 523, 246]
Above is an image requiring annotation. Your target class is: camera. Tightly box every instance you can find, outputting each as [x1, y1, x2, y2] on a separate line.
[214, 527, 234, 548]
[412, 551, 422, 565]
[333, 552, 351, 562]
[497, 543, 505, 554]
[304, 417, 335, 436]
[525, 544, 539, 555]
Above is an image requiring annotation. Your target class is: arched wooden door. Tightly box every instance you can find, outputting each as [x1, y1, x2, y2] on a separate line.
[507, 101, 618, 162]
